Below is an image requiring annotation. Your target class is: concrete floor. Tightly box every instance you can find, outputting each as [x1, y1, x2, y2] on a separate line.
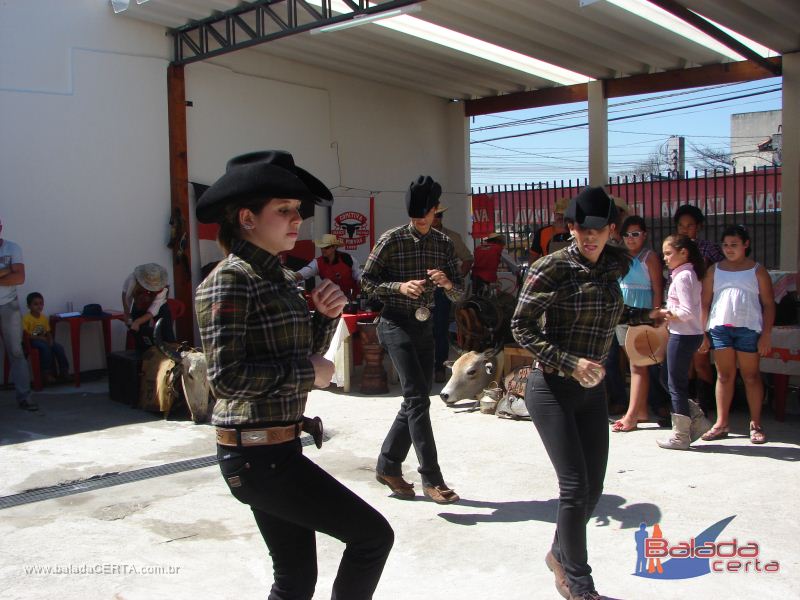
[1, 376, 799, 600]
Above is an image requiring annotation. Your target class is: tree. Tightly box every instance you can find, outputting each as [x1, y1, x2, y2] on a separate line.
[614, 151, 670, 179]
[688, 142, 733, 172]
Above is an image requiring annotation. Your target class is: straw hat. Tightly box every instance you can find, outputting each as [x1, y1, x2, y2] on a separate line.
[625, 325, 669, 366]
[133, 263, 168, 292]
[434, 205, 449, 216]
[483, 232, 504, 242]
[554, 197, 569, 213]
[612, 196, 631, 214]
[314, 233, 343, 248]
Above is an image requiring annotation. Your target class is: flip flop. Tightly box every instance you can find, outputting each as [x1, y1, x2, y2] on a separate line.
[611, 419, 638, 433]
[701, 425, 729, 441]
[749, 422, 767, 445]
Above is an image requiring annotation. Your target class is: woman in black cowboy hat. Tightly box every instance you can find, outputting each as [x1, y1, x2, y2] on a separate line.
[512, 187, 669, 600]
[195, 151, 393, 600]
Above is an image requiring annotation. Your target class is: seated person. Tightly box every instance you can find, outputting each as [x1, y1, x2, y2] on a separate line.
[294, 233, 361, 299]
[23, 292, 69, 382]
[529, 197, 571, 261]
[122, 263, 174, 355]
[472, 232, 518, 295]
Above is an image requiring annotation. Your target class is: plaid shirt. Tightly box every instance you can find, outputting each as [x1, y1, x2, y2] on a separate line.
[361, 223, 465, 313]
[697, 238, 724, 265]
[195, 239, 337, 426]
[512, 243, 652, 376]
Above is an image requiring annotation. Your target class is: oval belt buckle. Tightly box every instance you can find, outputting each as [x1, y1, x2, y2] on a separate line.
[415, 307, 431, 322]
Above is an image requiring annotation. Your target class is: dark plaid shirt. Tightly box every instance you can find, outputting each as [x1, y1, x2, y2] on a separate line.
[195, 239, 337, 426]
[361, 223, 465, 313]
[697, 238, 724, 265]
[512, 242, 652, 376]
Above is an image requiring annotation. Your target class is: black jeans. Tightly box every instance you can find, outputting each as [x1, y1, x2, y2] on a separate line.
[376, 313, 444, 487]
[433, 288, 451, 370]
[218, 440, 393, 600]
[131, 302, 174, 356]
[525, 369, 609, 596]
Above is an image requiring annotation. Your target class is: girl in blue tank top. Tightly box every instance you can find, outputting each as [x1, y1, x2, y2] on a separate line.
[611, 216, 665, 433]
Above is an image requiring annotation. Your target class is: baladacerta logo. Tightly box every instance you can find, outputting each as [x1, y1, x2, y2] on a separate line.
[633, 516, 780, 579]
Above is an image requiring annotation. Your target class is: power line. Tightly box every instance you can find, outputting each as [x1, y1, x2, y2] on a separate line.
[471, 88, 780, 144]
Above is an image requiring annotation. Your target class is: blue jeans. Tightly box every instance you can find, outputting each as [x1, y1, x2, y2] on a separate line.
[218, 440, 393, 599]
[1, 299, 30, 401]
[663, 333, 703, 416]
[433, 287, 451, 369]
[376, 311, 443, 487]
[30, 339, 69, 373]
[525, 369, 608, 596]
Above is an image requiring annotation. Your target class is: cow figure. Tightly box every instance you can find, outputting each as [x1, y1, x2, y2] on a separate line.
[439, 345, 504, 406]
[153, 319, 212, 423]
[439, 346, 532, 420]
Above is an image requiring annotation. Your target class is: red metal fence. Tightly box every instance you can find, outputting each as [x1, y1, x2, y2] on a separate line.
[471, 167, 783, 269]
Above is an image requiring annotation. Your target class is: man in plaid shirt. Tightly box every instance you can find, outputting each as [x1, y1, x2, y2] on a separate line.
[361, 175, 464, 504]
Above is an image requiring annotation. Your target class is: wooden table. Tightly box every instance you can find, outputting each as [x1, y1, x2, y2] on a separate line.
[50, 311, 126, 387]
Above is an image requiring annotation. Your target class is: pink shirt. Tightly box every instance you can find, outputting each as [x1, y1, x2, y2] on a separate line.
[666, 263, 703, 335]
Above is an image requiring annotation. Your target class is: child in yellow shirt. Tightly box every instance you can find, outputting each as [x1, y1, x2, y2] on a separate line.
[23, 292, 69, 382]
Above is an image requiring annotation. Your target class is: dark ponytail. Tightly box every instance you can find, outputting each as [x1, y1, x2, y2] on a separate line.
[664, 234, 705, 280]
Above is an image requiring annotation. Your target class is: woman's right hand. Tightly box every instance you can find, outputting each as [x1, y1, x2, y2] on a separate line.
[309, 353, 335, 388]
[571, 358, 605, 388]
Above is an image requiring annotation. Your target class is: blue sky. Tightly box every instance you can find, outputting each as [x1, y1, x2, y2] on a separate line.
[469, 77, 783, 188]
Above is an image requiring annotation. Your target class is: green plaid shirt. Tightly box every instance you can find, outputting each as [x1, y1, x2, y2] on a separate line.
[361, 223, 465, 312]
[512, 243, 652, 376]
[195, 239, 337, 426]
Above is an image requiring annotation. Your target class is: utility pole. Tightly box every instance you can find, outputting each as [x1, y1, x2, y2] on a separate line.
[667, 135, 685, 179]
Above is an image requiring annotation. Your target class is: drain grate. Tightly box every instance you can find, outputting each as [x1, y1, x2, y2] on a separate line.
[0, 435, 318, 510]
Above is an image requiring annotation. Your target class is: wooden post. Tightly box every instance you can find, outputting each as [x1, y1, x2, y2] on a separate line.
[167, 64, 194, 342]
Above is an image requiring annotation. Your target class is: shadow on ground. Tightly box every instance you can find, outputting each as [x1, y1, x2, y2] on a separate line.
[437, 493, 661, 530]
[0, 392, 162, 446]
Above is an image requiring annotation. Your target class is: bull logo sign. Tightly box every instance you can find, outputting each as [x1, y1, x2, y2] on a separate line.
[332, 211, 370, 251]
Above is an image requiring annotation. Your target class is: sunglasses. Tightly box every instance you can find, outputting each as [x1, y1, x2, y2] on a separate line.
[622, 231, 643, 238]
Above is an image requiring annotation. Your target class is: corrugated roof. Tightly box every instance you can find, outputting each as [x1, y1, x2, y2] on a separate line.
[112, 0, 798, 101]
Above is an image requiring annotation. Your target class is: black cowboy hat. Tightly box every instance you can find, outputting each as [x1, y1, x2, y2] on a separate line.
[196, 150, 333, 224]
[565, 186, 618, 230]
[406, 175, 442, 218]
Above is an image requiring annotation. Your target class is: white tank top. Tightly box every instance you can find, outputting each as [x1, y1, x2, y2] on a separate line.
[707, 264, 763, 332]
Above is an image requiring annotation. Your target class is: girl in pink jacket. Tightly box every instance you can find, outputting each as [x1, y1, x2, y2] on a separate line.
[659, 234, 707, 450]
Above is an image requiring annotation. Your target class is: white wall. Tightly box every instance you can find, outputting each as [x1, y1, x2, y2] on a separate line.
[0, 0, 468, 372]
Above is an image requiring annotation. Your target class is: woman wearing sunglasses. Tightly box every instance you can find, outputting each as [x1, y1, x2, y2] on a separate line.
[610, 216, 665, 432]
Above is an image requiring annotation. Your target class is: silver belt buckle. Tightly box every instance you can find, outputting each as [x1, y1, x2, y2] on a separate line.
[415, 307, 431, 322]
[241, 430, 268, 446]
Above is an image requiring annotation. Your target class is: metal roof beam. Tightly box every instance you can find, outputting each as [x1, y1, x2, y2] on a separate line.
[169, 0, 425, 66]
[647, 0, 781, 76]
[464, 56, 782, 116]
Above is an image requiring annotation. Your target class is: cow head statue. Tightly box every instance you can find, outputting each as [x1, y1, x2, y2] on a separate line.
[439, 342, 504, 406]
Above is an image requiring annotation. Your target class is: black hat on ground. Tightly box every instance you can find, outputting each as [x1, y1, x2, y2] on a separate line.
[565, 186, 617, 229]
[196, 150, 333, 224]
[406, 175, 442, 218]
[673, 204, 705, 225]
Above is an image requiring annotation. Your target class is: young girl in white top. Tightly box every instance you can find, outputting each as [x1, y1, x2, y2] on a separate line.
[659, 234, 706, 450]
[699, 225, 774, 444]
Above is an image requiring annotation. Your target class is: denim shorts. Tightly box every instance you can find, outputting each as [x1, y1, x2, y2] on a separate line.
[708, 325, 759, 353]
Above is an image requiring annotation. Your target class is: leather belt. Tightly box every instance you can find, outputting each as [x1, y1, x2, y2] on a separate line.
[534, 361, 568, 378]
[216, 416, 324, 448]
